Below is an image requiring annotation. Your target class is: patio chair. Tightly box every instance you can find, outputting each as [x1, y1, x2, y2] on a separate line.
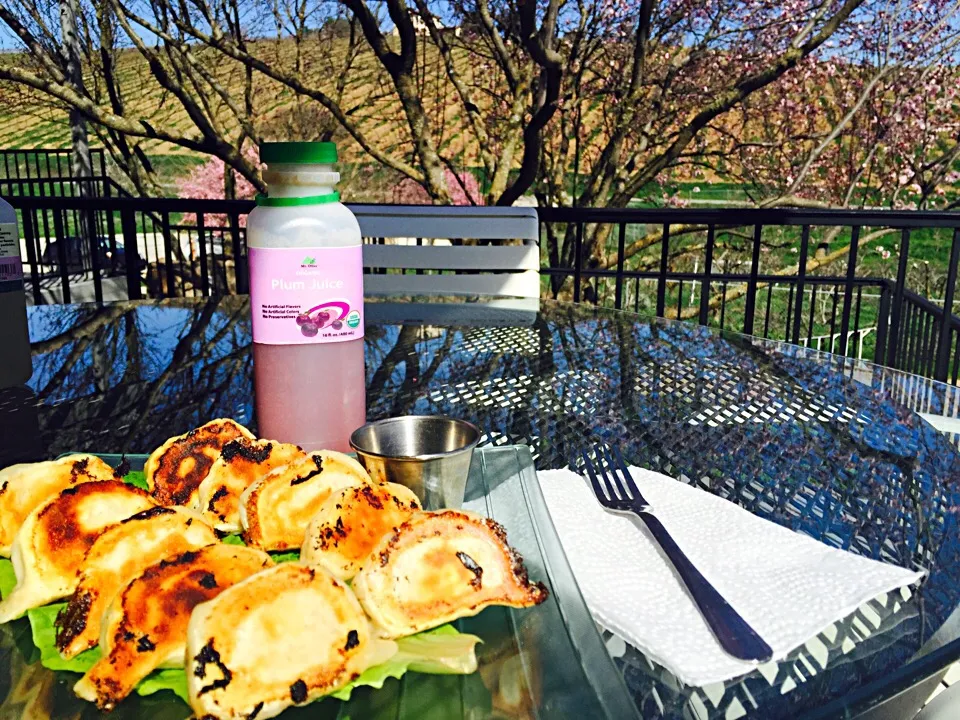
[352, 204, 540, 326]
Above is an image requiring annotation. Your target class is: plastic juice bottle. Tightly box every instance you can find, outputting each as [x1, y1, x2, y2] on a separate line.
[246, 142, 365, 452]
[0, 196, 31, 389]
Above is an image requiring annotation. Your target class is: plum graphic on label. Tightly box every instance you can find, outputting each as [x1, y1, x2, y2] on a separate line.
[301, 321, 319, 337]
[331, 320, 342, 330]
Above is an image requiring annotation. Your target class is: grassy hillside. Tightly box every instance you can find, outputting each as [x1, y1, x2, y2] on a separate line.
[0, 35, 497, 169]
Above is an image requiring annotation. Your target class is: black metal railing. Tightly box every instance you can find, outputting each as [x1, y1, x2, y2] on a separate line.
[4, 194, 960, 383]
[5, 196, 241, 305]
[538, 206, 960, 382]
[0, 148, 121, 198]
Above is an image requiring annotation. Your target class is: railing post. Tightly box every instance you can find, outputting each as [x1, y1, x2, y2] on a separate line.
[742, 224, 763, 335]
[792, 226, 810, 344]
[231, 212, 248, 294]
[837, 226, 861, 357]
[886, 229, 910, 367]
[934, 228, 960, 382]
[918, 312, 933, 376]
[874, 282, 891, 365]
[952, 329, 960, 385]
[51, 207, 71, 304]
[121, 206, 142, 300]
[573, 221, 583, 303]
[898, 300, 909, 371]
[828, 286, 839, 349]
[656, 223, 669, 318]
[719, 281, 728, 328]
[925, 315, 938, 378]
[698, 225, 715, 326]
[87, 205, 103, 304]
[20, 207, 42, 305]
[52, 152, 64, 196]
[104, 179, 119, 260]
[807, 284, 818, 345]
[764, 284, 775, 338]
[197, 213, 210, 297]
[614, 222, 626, 310]
[906, 302, 919, 374]
[161, 211, 175, 297]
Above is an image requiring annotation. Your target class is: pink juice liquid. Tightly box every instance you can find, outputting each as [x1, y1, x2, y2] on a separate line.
[254, 338, 366, 453]
[247, 146, 365, 451]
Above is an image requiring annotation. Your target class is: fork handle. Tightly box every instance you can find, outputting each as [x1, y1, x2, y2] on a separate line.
[631, 511, 774, 662]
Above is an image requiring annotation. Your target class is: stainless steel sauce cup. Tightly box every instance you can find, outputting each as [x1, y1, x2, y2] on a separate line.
[349, 415, 480, 509]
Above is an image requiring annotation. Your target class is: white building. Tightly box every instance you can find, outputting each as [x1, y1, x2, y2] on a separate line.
[390, 11, 461, 38]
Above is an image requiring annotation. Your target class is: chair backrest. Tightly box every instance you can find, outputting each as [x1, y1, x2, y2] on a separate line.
[349, 204, 540, 301]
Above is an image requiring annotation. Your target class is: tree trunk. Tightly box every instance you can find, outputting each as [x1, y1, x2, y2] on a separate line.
[224, 162, 237, 200]
[60, 0, 93, 188]
[60, 0, 97, 275]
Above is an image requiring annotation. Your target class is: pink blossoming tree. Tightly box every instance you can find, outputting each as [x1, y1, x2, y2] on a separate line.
[392, 169, 483, 206]
[175, 145, 260, 227]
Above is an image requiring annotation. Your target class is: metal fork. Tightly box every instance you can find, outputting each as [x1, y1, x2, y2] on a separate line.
[580, 445, 773, 662]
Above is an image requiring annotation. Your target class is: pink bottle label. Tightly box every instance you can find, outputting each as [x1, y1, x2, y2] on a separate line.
[248, 246, 364, 345]
[0, 223, 22, 291]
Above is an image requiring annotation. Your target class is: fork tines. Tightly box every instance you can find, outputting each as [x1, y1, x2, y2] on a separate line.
[579, 444, 643, 507]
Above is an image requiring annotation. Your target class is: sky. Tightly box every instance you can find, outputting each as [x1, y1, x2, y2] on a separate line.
[0, 1, 421, 51]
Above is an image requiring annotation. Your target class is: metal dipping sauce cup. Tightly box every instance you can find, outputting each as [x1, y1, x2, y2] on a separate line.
[349, 416, 481, 509]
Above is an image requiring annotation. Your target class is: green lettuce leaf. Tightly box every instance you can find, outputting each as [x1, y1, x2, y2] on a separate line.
[136, 668, 190, 702]
[393, 624, 482, 675]
[27, 600, 189, 701]
[329, 626, 481, 701]
[123, 470, 149, 490]
[218, 535, 299, 564]
[28, 601, 100, 672]
[0, 557, 14, 598]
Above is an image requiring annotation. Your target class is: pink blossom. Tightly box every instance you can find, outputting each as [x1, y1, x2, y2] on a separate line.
[532, 0, 960, 210]
[176, 146, 260, 227]
[392, 168, 484, 206]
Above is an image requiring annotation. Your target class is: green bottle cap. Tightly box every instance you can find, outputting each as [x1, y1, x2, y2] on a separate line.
[259, 141, 338, 165]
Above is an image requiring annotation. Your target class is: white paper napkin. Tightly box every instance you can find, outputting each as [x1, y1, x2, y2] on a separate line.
[537, 467, 925, 687]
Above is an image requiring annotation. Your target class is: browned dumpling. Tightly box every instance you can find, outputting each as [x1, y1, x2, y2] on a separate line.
[145, 419, 255, 506]
[73, 544, 272, 710]
[353, 510, 549, 638]
[0, 454, 117, 557]
[240, 451, 371, 551]
[301, 482, 420, 580]
[186, 564, 397, 720]
[0, 481, 156, 623]
[195, 438, 306, 532]
[56, 506, 218, 659]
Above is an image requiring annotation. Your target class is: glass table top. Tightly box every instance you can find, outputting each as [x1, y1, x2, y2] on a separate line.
[2, 295, 960, 719]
